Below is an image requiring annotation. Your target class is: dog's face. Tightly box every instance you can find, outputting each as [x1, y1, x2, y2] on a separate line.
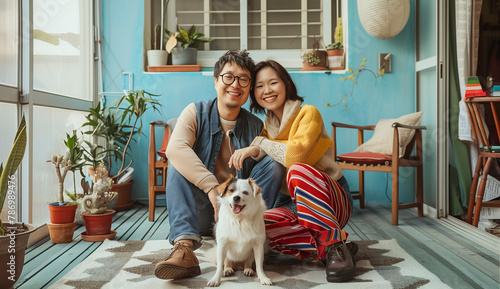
[217, 176, 262, 216]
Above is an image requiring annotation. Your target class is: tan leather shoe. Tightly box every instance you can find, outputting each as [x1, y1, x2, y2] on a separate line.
[154, 242, 201, 279]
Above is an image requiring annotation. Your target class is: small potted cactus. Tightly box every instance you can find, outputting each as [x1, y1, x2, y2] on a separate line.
[80, 177, 118, 242]
[46, 153, 79, 243]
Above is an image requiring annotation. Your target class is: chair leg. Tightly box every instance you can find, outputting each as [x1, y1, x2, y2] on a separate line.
[472, 157, 493, 227]
[359, 171, 365, 208]
[392, 168, 399, 226]
[416, 164, 424, 217]
[148, 168, 157, 222]
[467, 156, 483, 224]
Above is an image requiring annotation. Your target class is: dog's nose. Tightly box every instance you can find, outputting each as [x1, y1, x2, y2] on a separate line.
[233, 196, 240, 203]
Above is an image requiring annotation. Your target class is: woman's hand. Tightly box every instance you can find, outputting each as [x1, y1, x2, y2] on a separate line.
[229, 146, 260, 170]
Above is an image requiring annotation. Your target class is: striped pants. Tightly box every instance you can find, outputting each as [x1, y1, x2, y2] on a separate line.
[264, 163, 352, 260]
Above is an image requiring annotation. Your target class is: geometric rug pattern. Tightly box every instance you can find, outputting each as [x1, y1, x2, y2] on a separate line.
[49, 238, 452, 289]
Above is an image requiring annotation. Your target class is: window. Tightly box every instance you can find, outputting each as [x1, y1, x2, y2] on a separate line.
[0, 0, 95, 228]
[147, 0, 346, 68]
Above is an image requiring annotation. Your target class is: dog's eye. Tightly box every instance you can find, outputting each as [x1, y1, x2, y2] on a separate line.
[229, 188, 234, 193]
[242, 191, 249, 195]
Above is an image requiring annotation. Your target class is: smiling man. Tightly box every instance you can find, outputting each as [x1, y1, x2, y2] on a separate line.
[154, 50, 286, 280]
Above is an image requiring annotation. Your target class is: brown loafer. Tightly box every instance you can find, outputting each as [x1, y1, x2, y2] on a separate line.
[154, 242, 201, 280]
[325, 242, 356, 282]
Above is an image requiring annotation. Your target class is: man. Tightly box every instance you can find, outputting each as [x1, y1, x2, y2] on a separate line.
[154, 50, 286, 280]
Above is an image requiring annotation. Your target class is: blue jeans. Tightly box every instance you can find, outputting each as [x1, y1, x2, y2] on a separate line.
[165, 155, 286, 249]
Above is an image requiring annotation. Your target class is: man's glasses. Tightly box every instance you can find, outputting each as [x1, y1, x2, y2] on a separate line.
[219, 73, 251, 88]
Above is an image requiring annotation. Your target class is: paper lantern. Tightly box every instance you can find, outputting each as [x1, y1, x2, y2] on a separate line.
[357, 0, 410, 39]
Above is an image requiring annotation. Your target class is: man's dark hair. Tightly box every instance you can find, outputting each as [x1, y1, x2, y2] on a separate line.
[250, 60, 304, 114]
[213, 50, 255, 79]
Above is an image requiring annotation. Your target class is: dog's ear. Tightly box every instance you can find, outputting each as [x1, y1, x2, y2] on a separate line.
[249, 178, 262, 198]
[217, 175, 235, 197]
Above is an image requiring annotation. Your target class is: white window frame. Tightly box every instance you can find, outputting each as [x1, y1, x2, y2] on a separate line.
[165, 0, 347, 69]
[0, 0, 96, 235]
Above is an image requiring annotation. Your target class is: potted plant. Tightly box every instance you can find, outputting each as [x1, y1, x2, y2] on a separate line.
[0, 116, 37, 289]
[165, 25, 213, 65]
[300, 36, 328, 71]
[46, 152, 78, 243]
[81, 90, 162, 211]
[147, 0, 170, 67]
[326, 18, 345, 70]
[80, 177, 118, 242]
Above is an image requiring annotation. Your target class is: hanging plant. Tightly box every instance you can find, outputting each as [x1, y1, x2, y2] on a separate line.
[326, 57, 387, 111]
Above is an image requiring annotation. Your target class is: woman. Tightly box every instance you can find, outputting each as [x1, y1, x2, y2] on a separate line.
[228, 60, 356, 282]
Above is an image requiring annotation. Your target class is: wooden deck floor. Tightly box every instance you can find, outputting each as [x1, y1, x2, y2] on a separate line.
[14, 203, 500, 289]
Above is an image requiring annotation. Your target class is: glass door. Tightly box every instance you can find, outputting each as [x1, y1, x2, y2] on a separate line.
[415, 0, 449, 218]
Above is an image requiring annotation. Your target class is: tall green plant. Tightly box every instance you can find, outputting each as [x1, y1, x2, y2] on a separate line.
[82, 90, 162, 182]
[82, 103, 130, 174]
[110, 90, 162, 179]
[0, 116, 27, 235]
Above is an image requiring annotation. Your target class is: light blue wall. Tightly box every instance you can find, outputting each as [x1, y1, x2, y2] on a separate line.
[101, 0, 417, 205]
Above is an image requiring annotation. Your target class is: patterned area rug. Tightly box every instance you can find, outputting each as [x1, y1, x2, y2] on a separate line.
[50, 238, 451, 289]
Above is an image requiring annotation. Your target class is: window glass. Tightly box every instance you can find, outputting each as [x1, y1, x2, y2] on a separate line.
[0, 0, 18, 87]
[31, 105, 88, 227]
[33, 0, 91, 100]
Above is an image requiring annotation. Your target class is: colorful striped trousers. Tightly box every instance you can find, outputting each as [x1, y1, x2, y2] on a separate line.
[264, 163, 352, 260]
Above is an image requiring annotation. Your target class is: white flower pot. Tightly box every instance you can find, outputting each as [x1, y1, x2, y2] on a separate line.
[147, 50, 168, 66]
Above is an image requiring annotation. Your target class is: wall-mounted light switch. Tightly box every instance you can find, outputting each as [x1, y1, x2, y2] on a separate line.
[379, 53, 392, 73]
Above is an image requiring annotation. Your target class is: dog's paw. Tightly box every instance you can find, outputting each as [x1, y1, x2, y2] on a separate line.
[207, 277, 221, 287]
[223, 267, 234, 276]
[243, 268, 255, 276]
[260, 277, 273, 286]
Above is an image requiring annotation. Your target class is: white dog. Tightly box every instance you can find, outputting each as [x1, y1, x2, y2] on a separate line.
[207, 176, 272, 287]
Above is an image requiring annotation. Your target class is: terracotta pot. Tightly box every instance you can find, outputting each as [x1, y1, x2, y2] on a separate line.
[82, 209, 115, 236]
[0, 223, 36, 289]
[47, 222, 77, 244]
[112, 180, 134, 211]
[327, 49, 344, 56]
[48, 203, 78, 224]
[327, 49, 344, 70]
[301, 50, 328, 71]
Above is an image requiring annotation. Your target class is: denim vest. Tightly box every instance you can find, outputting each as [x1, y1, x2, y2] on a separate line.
[193, 98, 263, 179]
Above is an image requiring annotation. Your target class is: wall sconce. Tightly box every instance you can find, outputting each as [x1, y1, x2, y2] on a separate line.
[357, 0, 411, 39]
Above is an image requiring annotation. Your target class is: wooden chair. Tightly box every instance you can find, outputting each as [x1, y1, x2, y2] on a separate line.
[331, 120, 426, 225]
[148, 118, 176, 221]
[464, 97, 500, 227]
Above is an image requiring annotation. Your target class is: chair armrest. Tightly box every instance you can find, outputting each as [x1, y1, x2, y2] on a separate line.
[392, 122, 427, 131]
[331, 122, 376, 158]
[150, 120, 167, 126]
[331, 122, 376, 131]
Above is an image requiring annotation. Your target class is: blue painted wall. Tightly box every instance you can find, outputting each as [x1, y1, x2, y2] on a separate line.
[101, 0, 417, 205]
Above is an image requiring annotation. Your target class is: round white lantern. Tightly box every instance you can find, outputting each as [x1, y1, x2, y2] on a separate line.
[357, 0, 411, 39]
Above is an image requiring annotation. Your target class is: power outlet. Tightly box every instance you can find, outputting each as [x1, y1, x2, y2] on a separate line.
[378, 53, 392, 73]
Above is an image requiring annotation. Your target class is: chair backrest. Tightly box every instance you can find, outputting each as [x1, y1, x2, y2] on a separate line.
[157, 118, 177, 158]
[465, 97, 500, 152]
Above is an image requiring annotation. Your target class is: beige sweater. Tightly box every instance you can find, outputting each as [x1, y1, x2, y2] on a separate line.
[166, 103, 236, 194]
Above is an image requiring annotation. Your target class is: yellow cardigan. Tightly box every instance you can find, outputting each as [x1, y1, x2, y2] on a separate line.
[259, 103, 333, 168]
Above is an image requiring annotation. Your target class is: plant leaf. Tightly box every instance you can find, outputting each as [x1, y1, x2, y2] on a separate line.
[0, 116, 27, 214]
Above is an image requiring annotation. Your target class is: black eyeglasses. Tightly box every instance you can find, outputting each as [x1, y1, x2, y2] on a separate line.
[219, 73, 251, 88]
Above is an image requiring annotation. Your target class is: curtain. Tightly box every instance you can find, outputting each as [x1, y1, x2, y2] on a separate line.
[449, 0, 483, 216]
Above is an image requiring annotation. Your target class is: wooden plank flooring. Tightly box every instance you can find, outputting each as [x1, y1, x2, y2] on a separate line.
[14, 204, 499, 289]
